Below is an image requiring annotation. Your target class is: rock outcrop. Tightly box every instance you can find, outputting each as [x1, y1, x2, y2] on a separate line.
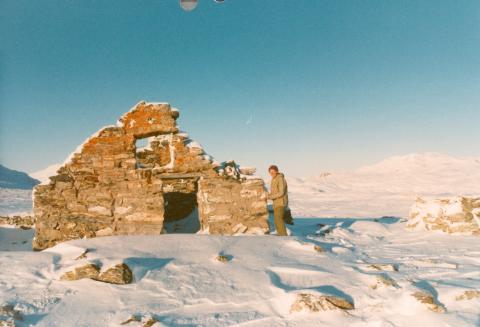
[60, 264, 100, 281]
[290, 293, 354, 313]
[0, 305, 22, 327]
[371, 274, 400, 289]
[0, 215, 34, 229]
[408, 197, 480, 235]
[96, 263, 133, 284]
[33, 101, 269, 250]
[60, 263, 133, 284]
[411, 291, 446, 313]
[455, 290, 480, 301]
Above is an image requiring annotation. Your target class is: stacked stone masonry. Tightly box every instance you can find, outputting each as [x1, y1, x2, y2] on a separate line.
[33, 101, 269, 250]
[408, 196, 480, 235]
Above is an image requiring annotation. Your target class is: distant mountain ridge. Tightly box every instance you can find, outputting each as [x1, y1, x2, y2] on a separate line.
[356, 152, 480, 175]
[0, 164, 40, 190]
[288, 152, 480, 218]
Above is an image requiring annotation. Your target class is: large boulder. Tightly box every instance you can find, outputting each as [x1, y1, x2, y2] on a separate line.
[95, 263, 133, 285]
[407, 197, 480, 235]
[60, 263, 133, 284]
[60, 264, 101, 281]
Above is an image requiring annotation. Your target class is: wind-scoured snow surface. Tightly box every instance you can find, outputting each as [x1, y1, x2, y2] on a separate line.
[1, 218, 479, 326]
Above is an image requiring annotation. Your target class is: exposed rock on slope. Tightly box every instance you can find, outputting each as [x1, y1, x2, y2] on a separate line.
[60, 263, 133, 284]
[60, 264, 100, 281]
[290, 293, 354, 313]
[96, 263, 133, 284]
[411, 291, 446, 313]
[408, 197, 480, 235]
[0, 215, 34, 228]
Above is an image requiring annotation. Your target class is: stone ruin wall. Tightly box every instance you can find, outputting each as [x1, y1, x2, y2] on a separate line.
[33, 101, 269, 250]
[408, 196, 480, 235]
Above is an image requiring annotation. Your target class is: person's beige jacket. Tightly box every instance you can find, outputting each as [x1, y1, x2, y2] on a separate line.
[268, 173, 288, 207]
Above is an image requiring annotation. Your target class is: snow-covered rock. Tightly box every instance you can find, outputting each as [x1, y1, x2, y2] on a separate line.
[289, 292, 354, 313]
[408, 196, 480, 235]
[1, 215, 480, 325]
[0, 215, 34, 228]
[411, 290, 446, 313]
[60, 263, 133, 284]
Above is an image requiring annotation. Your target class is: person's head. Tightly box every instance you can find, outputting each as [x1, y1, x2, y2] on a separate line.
[268, 165, 279, 178]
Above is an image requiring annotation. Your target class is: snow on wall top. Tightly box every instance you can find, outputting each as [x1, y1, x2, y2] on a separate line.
[57, 101, 180, 169]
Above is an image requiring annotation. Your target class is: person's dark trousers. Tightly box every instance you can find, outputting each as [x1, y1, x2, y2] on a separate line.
[273, 205, 288, 236]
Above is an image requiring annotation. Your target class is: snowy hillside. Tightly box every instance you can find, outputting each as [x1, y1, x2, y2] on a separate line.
[289, 153, 480, 218]
[0, 165, 39, 190]
[0, 163, 58, 215]
[29, 164, 61, 185]
[0, 165, 39, 216]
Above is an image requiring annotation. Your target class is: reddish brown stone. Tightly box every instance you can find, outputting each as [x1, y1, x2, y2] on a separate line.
[33, 101, 268, 250]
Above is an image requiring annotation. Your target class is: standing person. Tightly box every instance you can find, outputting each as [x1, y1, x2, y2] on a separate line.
[267, 165, 288, 236]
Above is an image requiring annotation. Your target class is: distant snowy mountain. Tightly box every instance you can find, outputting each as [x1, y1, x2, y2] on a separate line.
[0, 165, 39, 215]
[288, 153, 480, 218]
[0, 164, 39, 190]
[357, 152, 480, 175]
[29, 163, 62, 184]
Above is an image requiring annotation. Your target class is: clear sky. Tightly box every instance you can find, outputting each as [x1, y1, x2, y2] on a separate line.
[1, 0, 479, 177]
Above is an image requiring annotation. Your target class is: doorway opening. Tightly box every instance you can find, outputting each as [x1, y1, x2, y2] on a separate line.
[163, 192, 200, 233]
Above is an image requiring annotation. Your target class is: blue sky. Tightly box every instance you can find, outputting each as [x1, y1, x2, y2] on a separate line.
[1, 0, 479, 177]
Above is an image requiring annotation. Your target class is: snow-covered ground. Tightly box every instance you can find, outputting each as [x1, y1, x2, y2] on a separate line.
[1, 152, 479, 326]
[0, 188, 33, 216]
[1, 217, 479, 326]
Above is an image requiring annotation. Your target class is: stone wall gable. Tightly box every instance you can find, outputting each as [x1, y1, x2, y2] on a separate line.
[118, 101, 179, 138]
[33, 101, 269, 250]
